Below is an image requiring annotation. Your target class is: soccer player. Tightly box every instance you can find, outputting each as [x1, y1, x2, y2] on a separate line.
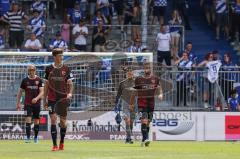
[43, 49, 73, 151]
[115, 67, 135, 144]
[16, 64, 44, 143]
[131, 63, 163, 147]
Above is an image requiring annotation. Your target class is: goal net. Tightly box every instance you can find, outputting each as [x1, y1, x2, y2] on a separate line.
[0, 51, 153, 111]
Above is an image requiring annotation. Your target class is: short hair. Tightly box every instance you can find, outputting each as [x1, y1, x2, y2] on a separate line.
[52, 49, 63, 56]
[230, 89, 237, 96]
[27, 64, 36, 70]
[33, 9, 40, 14]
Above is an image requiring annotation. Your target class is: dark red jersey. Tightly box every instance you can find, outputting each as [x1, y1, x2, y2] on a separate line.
[134, 75, 160, 109]
[44, 64, 73, 102]
[20, 76, 43, 106]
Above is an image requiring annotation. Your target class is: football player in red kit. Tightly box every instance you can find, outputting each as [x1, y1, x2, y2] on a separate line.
[16, 64, 44, 143]
[43, 49, 74, 151]
[130, 64, 163, 147]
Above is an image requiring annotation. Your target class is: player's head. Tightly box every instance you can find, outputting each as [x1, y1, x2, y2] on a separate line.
[52, 49, 63, 64]
[27, 64, 36, 77]
[143, 63, 151, 76]
[123, 67, 134, 79]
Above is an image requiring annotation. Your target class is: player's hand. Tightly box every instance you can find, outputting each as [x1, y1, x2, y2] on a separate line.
[67, 93, 72, 99]
[31, 98, 38, 104]
[158, 94, 163, 101]
[16, 103, 21, 111]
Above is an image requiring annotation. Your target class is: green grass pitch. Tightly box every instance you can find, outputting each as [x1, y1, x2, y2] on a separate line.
[0, 140, 240, 159]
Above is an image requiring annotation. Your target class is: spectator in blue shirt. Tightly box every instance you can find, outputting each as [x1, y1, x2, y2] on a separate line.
[49, 31, 68, 51]
[27, 10, 46, 39]
[228, 89, 240, 111]
[67, 2, 85, 25]
[96, 0, 111, 23]
[30, 0, 47, 18]
[220, 52, 238, 101]
[75, 0, 88, 16]
[92, 10, 107, 25]
[184, 42, 197, 64]
[175, 52, 193, 107]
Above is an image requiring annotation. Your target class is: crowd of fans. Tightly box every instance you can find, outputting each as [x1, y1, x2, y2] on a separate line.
[0, 0, 240, 111]
[0, 0, 189, 52]
[200, 0, 240, 51]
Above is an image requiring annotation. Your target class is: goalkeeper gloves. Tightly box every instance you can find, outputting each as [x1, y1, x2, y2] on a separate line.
[114, 99, 122, 113]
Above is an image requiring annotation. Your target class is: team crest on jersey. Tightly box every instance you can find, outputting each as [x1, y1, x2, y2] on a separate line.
[35, 81, 39, 85]
[62, 70, 66, 76]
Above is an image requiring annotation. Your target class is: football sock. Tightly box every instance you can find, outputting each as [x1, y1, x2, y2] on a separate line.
[26, 123, 31, 139]
[60, 127, 67, 144]
[141, 123, 147, 142]
[146, 126, 150, 140]
[34, 124, 39, 139]
[51, 125, 57, 146]
[126, 124, 131, 140]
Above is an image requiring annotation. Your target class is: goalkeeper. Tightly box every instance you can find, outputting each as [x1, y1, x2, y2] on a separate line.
[115, 67, 135, 144]
[16, 64, 44, 143]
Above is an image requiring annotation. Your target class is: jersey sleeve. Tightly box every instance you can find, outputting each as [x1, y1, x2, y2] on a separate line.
[38, 78, 44, 87]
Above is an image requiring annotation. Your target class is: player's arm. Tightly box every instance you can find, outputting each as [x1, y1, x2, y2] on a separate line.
[156, 84, 163, 101]
[67, 79, 73, 99]
[129, 87, 137, 112]
[32, 87, 44, 104]
[115, 82, 123, 103]
[16, 88, 23, 111]
[66, 68, 74, 99]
